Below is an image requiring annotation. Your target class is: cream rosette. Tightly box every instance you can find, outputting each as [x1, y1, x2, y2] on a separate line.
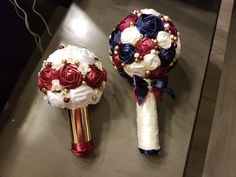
[109, 9, 181, 155]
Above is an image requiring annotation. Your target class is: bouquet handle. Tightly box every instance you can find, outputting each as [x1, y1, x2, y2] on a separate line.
[136, 91, 161, 155]
[68, 107, 93, 156]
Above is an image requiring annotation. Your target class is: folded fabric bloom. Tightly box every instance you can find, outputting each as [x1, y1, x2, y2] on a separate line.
[38, 45, 107, 156]
[109, 9, 181, 155]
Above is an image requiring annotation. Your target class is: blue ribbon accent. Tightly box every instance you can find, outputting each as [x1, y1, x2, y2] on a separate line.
[133, 75, 149, 105]
[139, 148, 161, 156]
[151, 75, 175, 100]
[132, 75, 175, 105]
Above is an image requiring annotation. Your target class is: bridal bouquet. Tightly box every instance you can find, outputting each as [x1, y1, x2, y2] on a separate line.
[109, 9, 181, 155]
[38, 45, 107, 156]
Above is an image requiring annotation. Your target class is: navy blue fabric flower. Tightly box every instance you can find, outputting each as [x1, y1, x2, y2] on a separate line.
[135, 14, 164, 38]
[159, 46, 176, 66]
[109, 28, 121, 51]
[118, 44, 135, 64]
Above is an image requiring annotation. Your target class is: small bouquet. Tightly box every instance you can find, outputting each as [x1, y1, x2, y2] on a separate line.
[38, 45, 107, 156]
[109, 9, 181, 155]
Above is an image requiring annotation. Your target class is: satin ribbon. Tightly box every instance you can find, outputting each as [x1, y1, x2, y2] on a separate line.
[118, 69, 175, 105]
[133, 75, 175, 105]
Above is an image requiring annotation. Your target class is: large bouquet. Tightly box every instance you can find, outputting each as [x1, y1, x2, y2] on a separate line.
[38, 45, 107, 156]
[109, 9, 181, 155]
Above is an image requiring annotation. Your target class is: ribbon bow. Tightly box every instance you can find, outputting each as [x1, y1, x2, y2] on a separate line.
[133, 75, 175, 105]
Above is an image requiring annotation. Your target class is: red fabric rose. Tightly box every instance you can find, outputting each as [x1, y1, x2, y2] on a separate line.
[38, 66, 59, 90]
[59, 64, 83, 89]
[148, 66, 170, 79]
[112, 54, 123, 70]
[117, 14, 138, 32]
[135, 38, 155, 58]
[164, 20, 177, 36]
[85, 65, 106, 88]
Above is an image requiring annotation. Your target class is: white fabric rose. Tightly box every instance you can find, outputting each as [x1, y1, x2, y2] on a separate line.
[69, 85, 94, 108]
[157, 31, 172, 49]
[124, 53, 161, 77]
[121, 26, 140, 44]
[71, 47, 96, 64]
[47, 45, 96, 69]
[47, 91, 69, 109]
[47, 48, 69, 69]
[140, 9, 160, 17]
[47, 85, 95, 109]
[90, 82, 105, 105]
[78, 63, 91, 75]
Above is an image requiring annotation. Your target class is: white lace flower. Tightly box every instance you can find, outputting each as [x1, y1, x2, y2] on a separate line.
[78, 63, 91, 75]
[51, 79, 62, 91]
[95, 61, 103, 70]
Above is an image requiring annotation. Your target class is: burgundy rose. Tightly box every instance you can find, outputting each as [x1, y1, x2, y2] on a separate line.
[164, 20, 177, 36]
[117, 14, 138, 32]
[112, 54, 123, 70]
[38, 66, 59, 90]
[85, 65, 106, 89]
[135, 38, 155, 58]
[59, 64, 83, 89]
[148, 66, 170, 79]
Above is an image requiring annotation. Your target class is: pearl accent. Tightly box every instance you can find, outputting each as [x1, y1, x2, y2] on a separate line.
[134, 53, 140, 58]
[151, 49, 156, 55]
[164, 16, 169, 20]
[164, 23, 170, 28]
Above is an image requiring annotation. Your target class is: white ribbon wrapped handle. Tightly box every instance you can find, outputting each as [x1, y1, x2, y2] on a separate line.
[136, 91, 160, 152]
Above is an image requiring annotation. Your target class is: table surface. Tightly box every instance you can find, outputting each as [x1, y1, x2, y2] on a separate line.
[0, 1, 219, 177]
[203, 2, 236, 177]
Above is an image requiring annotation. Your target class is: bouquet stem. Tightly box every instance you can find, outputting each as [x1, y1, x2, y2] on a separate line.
[68, 107, 93, 156]
[136, 91, 161, 155]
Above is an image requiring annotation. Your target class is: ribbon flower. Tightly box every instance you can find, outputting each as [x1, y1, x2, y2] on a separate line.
[133, 75, 175, 105]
